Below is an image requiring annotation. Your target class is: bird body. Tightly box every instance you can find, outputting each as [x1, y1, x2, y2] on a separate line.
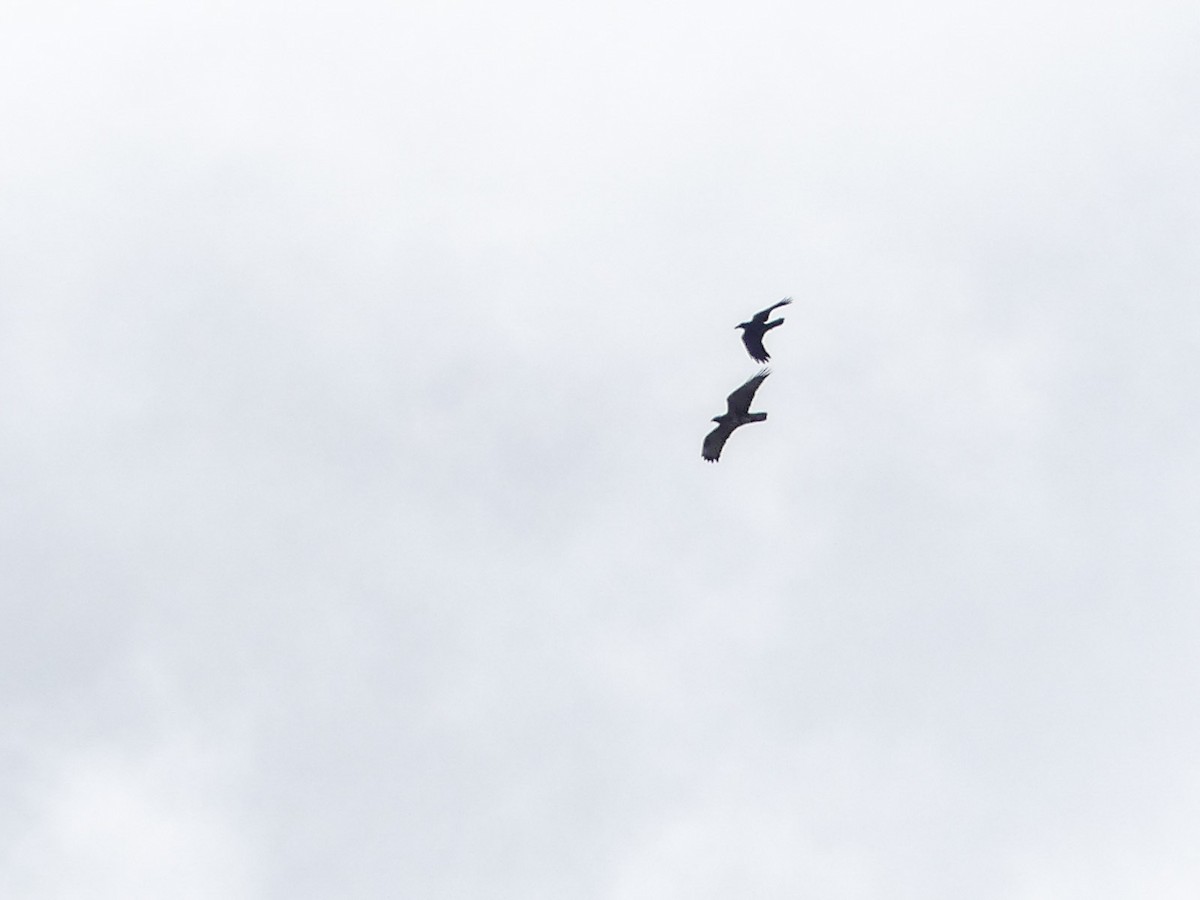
[702, 369, 771, 462]
[736, 297, 792, 363]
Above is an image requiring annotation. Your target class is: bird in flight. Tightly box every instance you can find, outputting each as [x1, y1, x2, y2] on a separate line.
[736, 297, 792, 363]
[702, 369, 771, 462]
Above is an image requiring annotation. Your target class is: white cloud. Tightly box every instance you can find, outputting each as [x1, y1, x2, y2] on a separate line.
[2, 0, 1199, 896]
[2, 729, 255, 899]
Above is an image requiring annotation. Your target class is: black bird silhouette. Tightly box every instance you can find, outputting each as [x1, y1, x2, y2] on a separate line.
[702, 369, 771, 462]
[736, 297, 792, 363]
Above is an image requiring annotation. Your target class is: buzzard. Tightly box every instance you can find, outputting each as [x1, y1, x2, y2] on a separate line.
[736, 297, 792, 363]
[702, 369, 771, 462]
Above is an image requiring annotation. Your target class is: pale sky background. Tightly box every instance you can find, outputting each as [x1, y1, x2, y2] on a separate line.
[3, 1, 1200, 898]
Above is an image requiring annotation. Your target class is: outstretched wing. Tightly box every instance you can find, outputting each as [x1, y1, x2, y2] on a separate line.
[702, 421, 735, 462]
[740, 329, 771, 363]
[726, 368, 770, 415]
[750, 296, 793, 323]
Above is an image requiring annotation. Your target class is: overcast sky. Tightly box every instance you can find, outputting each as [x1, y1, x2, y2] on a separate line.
[3, 1, 1200, 897]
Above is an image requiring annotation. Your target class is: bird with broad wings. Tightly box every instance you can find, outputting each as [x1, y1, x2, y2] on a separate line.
[702, 369, 771, 462]
[735, 297, 792, 363]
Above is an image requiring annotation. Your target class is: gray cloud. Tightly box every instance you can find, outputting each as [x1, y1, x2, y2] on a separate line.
[2, 1, 1199, 897]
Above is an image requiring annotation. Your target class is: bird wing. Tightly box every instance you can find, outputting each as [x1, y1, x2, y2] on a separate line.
[702, 421, 735, 462]
[750, 296, 792, 323]
[726, 368, 770, 415]
[740, 329, 771, 363]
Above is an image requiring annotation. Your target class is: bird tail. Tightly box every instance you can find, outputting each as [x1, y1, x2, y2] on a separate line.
[747, 412, 767, 423]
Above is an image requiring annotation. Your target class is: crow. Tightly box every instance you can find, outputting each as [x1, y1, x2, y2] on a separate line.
[702, 369, 771, 462]
[736, 297, 792, 363]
